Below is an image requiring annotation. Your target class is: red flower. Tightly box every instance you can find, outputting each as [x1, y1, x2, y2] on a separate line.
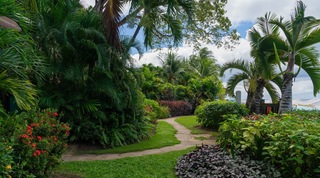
[20, 134, 28, 139]
[31, 143, 36, 148]
[33, 150, 41, 156]
[37, 136, 42, 140]
[52, 112, 59, 117]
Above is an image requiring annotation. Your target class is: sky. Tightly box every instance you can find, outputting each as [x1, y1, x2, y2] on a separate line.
[82, 0, 320, 102]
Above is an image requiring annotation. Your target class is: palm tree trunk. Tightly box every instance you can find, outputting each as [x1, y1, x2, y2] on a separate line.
[246, 90, 254, 113]
[279, 72, 294, 113]
[253, 79, 266, 114]
[279, 53, 295, 113]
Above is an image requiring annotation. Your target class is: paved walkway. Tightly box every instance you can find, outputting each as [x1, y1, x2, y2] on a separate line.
[62, 117, 216, 162]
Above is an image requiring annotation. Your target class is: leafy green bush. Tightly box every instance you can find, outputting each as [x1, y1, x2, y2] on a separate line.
[0, 137, 13, 178]
[0, 109, 70, 178]
[176, 145, 281, 178]
[218, 113, 320, 177]
[195, 101, 248, 129]
[158, 100, 193, 117]
[144, 99, 170, 123]
[187, 76, 224, 107]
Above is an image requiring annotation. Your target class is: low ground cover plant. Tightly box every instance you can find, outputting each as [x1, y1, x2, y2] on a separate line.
[176, 145, 280, 178]
[195, 101, 248, 129]
[0, 109, 70, 178]
[218, 111, 320, 177]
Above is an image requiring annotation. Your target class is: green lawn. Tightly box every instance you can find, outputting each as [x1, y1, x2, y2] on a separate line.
[82, 121, 180, 154]
[54, 147, 195, 178]
[175, 116, 212, 134]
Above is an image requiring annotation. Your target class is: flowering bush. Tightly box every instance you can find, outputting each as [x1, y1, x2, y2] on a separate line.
[0, 109, 70, 178]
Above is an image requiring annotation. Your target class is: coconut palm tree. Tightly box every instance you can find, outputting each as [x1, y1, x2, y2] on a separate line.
[264, 1, 320, 113]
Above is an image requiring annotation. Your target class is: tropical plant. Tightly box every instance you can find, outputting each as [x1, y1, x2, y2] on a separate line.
[94, 0, 239, 50]
[31, 0, 150, 147]
[218, 112, 320, 177]
[0, 0, 45, 112]
[188, 47, 220, 78]
[159, 51, 184, 84]
[220, 59, 280, 113]
[246, 13, 283, 113]
[265, 1, 320, 113]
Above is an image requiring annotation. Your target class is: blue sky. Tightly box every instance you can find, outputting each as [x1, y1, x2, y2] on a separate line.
[82, 0, 320, 102]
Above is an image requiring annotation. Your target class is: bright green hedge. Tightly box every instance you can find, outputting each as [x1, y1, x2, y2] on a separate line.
[195, 100, 248, 129]
[218, 112, 320, 178]
[144, 99, 170, 122]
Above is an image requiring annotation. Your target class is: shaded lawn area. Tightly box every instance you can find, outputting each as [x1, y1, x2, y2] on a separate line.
[54, 147, 195, 178]
[175, 116, 213, 134]
[80, 121, 180, 154]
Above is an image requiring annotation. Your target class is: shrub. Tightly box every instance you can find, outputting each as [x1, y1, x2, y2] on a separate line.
[176, 145, 281, 178]
[0, 109, 70, 178]
[218, 113, 320, 177]
[144, 99, 170, 123]
[195, 101, 248, 129]
[0, 137, 13, 178]
[158, 100, 193, 117]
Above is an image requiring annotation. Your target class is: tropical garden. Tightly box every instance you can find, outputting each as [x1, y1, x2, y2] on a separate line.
[1, 0, 320, 177]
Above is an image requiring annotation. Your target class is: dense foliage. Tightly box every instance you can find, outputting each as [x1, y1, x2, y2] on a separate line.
[143, 99, 170, 123]
[218, 111, 320, 177]
[176, 145, 281, 178]
[195, 101, 248, 128]
[0, 109, 69, 178]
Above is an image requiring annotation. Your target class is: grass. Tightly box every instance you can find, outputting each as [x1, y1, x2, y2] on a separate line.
[175, 116, 212, 134]
[82, 121, 180, 154]
[54, 147, 195, 178]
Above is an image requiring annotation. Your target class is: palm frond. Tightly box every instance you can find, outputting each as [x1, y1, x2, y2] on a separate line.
[225, 73, 249, 97]
[220, 59, 251, 77]
[102, 0, 123, 50]
[0, 71, 37, 111]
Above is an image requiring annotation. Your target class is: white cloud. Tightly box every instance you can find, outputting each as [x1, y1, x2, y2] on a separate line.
[226, 0, 320, 27]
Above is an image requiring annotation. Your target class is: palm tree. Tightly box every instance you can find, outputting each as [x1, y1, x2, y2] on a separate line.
[159, 52, 184, 84]
[188, 47, 220, 78]
[247, 13, 282, 113]
[266, 1, 320, 113]
[220, 59, 280, 113]
[94, 0, 194, 49]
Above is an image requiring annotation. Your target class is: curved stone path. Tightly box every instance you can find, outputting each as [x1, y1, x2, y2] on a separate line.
[62, 117, 216, 162]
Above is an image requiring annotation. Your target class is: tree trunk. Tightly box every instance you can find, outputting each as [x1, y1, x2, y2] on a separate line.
[279, 72, 294, 113]
[253, 78, 266, 114]
[279, 52, 295, 114]
[246, 90, 254, 113]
